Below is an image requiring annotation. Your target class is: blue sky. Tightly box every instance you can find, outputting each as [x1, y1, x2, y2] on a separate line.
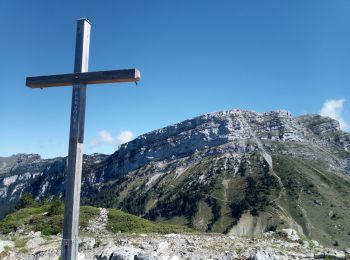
[1, 0, 349, 158]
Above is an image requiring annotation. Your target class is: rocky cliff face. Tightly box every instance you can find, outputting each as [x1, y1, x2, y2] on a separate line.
[0, 153, 107, 218]
[1, 109, 350, 247]
[103, 110, 349, 178]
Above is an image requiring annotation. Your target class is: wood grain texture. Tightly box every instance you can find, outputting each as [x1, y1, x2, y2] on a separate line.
[26, 68, 141, 88]
[61, 18, 90, 260]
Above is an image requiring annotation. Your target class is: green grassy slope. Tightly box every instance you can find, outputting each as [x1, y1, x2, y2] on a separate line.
[0, 201, 192, 236]
[85, 153, 282, 234]
[274, 155, 350, 248]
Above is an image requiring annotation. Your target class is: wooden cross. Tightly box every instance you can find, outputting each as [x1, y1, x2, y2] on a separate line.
[26, 18, 140, 260]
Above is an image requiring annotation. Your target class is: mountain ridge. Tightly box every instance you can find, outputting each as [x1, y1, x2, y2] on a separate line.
[1, 109, 350, 247]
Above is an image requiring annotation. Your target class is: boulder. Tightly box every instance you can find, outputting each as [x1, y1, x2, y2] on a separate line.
[26, 236, 45, 249]
[255, 247, 288, 260]
[279, 229, 300, 241]
[324, 248, 345, 259]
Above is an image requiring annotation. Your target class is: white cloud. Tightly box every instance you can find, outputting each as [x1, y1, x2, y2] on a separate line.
[90, 130, 135, 148]
[116, 130, 134, 145]
[320, 99, 349, 131]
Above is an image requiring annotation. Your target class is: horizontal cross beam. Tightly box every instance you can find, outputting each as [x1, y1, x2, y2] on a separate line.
[26, 68, 140, 88]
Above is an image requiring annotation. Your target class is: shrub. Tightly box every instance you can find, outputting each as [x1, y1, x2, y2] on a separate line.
[47, 198, 63, 216]
[15, 193, 37, 210]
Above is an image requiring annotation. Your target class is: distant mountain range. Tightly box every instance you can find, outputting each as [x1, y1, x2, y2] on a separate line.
[1, 109, 350, 247]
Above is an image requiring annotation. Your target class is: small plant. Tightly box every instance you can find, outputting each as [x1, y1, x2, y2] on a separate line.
[94, 237, 102, 248]
[14, 238, 29, 248]
[107, 208, 193, 234]
[19, 248, 29, 254]
[15, 193, 37, 210]
[47, 198, 63, 216]
[3, 245, 11, 253]
[325, 256, 339, 260]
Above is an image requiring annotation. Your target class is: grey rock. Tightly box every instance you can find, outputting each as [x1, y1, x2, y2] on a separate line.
[324, 248, 346, 259]
[328, 210, 336, 218]
[135, 251, 157, 260]
[314, 252, 325, 259]
[222, 251, 238, 259]
[279, 229, 300, 242]
[311, 240, 320, 247]
[155, 241, 169, 252]
[255, 247, 288, 260]
[109, 247, 140, 260]
[26, 236, 45, 249]
[79, 237, 96, 250]
[314, 199, 322, 206]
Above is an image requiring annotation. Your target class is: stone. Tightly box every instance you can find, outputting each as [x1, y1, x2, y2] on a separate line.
[80, 237, 96, 250]
[135, 251, 157, 260]
[78, 252, 86, 260]
[96, 246, 119, 260]
[279, 229, 300, 241]
[30, 250, 59, 260]
[314, 199, 322, 206]
[156, 241, 169, 252]
[305, 252, 314, 258]
[311, 240, 320, 247]
[255, 247, 288, 260]
[328, 210, 336, 218]
[185, 239, 195, 246]
[87, 208, 109, 234]
[110, 247, 140, 260]
[164, 233, 179, 238]
[26, 236, 45, 249]
[302, 240, 309, 248]
[224, 251, 238, 259]
[324, 248, 346, 259]
[263, 231, 274, 237]
[314, 252, 325, 259]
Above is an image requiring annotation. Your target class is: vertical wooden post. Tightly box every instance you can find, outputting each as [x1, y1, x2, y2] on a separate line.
[61, 18, 90, 260]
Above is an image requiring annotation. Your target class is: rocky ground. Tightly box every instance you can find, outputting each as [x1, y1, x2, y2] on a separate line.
[0, 230, 349, 259]
[0, 209, 349, 260]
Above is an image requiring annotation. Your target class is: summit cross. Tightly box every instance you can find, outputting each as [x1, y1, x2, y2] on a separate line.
[26, 18, 141, 260]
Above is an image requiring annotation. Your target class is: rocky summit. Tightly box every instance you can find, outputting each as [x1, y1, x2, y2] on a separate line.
[1, 109, 350, 250]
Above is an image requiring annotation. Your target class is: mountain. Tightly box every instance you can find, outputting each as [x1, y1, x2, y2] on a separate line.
[1, 109, 350, 247]
[0, 153, 107, 218]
